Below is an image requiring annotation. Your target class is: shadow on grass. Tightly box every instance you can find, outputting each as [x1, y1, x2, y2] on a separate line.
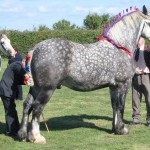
[0, 115, 131, 136]
[40, 114, 113, 134]
[0, 122, 19, 140]
[0, 121, 6, 134]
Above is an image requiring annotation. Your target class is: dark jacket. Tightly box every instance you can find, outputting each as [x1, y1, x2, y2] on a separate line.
[144, 45, 150, 69]
[0, 61, 26, 98]
[8, 52, 22, 64]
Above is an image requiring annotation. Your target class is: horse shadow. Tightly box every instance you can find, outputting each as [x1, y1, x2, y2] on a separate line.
[0, 115, 131, 138]
[40, 114, 121, 134]
[0, 121, 6, 135]
[0, 122, 19, 140]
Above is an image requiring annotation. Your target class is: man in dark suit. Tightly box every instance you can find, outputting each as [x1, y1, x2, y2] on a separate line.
[0, 61, 26, 136]
[131, 37, 150, 126]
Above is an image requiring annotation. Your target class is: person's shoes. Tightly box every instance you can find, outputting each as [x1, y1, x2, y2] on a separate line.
[130, 121, 140, 125]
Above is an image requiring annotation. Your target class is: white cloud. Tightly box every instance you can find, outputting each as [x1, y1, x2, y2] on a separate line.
[74, 7, 89, 13]
[74, 6, 103, 14]
[0, 0, 23, 13]
[73, 6, 122, 16]
[38, 5, 48, 12]
[106, 7, 121, 15]
[27, 12, 37, 17]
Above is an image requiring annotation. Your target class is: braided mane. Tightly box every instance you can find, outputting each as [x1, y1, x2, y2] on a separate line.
[97, 6, 142, 56]
[103, 6, 139, 36]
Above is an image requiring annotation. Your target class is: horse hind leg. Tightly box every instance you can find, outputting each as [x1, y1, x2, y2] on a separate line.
[27, 87, 54, 144]
[109, 81, 130, 135]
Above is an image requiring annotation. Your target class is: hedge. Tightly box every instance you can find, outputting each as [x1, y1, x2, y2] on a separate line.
[0, 29, 102, 58]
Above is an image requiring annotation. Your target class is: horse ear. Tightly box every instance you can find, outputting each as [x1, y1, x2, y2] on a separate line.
[143, 5, 148, 15]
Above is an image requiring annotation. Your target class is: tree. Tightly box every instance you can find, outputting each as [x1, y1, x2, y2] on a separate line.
[100, 14, 110, 27]
[83, 13, 110, 30]
[37, 25, 50, 31]
[84, 13, 102, 30]
[52, 19, 77, 30]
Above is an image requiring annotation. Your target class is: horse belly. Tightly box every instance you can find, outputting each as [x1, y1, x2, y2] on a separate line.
[64, 63, 116, 91]
[63, 77, 111, 91]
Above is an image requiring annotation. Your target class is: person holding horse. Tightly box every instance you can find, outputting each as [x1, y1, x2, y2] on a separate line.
[0, 61, 28, 137]
[8, 46, 23, 101]
[131, 37, 150, 126]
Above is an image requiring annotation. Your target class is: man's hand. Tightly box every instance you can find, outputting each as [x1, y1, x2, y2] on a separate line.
[24, 73, 34, 86]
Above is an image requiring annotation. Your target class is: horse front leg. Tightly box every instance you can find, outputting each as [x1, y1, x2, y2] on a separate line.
[109, 81, 130, 135]
[27, 88, 54, 144]
[18, 87, 35, 141]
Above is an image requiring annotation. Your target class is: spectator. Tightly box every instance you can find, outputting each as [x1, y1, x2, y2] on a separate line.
[131, 37, 150, 126]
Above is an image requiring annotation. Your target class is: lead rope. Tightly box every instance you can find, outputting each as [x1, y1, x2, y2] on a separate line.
[41, 113, 50, 133]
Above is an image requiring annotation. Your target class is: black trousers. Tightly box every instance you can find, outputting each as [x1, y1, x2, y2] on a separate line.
[16, 85, 23, 100]
[1, 96, 20, 135]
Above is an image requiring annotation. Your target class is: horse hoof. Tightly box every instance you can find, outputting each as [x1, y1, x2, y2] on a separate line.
[123, 127, 129, 135]
[33, 137, 46, 144]
[27, 132, 46, 144]
[17, 129, 27, 141]
[114, 127, 129, 135]
[22, 139, 27, 142]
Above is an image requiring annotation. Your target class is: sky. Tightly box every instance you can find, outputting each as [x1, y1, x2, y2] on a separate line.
[0, 0, 149, 31]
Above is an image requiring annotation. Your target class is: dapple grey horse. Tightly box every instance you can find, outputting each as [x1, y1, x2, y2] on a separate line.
[14, 6, 150, 144]
[0, 5, 150, 144]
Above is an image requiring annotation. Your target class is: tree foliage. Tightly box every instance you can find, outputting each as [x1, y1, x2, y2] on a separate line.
[37, 25, 50, 31]
[83, 13, 110, 30]
[84, 13, 101, 30]
[100, 14, 110, 27]
[52, 19, 77, 30]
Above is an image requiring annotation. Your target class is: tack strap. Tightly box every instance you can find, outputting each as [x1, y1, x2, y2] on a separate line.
[97, 35, 132, 57]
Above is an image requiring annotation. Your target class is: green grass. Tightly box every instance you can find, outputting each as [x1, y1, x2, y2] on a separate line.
[0, 59, 150, 150]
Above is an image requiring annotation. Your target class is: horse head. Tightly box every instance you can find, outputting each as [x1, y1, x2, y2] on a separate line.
[141, 5, 150, 40]
[0, 34, 15, 57]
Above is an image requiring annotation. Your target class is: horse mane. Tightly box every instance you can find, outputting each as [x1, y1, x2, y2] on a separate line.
[103, 7, 139, 33]
[103, 7, 141, 41]
[97, 6, 146, 52]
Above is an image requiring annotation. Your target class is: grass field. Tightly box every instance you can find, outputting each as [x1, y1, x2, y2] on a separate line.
[0, 59, 150, 150]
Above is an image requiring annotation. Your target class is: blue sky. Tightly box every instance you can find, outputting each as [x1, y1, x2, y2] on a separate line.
[0, 0, 149, 31]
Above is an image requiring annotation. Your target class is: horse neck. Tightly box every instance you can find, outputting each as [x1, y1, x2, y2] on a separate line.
[8, 45, 16, 57]
[106, 12, 143, 54]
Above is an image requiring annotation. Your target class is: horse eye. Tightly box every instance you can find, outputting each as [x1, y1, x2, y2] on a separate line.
[0, 41, 4, 44]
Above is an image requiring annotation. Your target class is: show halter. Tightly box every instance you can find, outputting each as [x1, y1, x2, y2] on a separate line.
[97, 6, 139, 57]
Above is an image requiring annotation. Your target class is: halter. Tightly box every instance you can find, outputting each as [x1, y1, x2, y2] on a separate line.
[97, 7, 140, 57]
